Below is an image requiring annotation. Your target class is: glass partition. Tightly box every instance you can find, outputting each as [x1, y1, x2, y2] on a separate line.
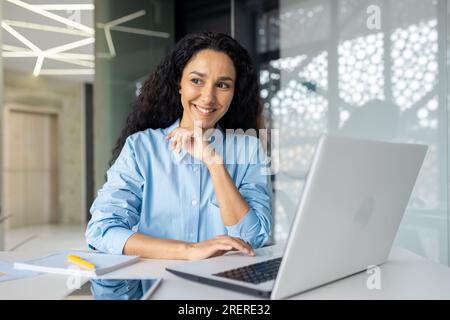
[94, 0, 174, 191]
[0, 0, 4, 250]
[251, 0, 449, 265]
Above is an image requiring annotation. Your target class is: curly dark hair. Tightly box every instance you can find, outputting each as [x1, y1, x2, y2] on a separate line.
[111, 32, 264, 165]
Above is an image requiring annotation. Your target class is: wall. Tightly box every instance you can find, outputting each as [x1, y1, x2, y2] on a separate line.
[3, 70, 84, 225]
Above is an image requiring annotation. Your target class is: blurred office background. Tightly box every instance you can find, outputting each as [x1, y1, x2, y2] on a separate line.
[0, 0, 449, 267]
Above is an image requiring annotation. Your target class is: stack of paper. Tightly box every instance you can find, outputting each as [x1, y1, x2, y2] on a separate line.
[0, 261, 39, 283]
[14, 250, 140, 277]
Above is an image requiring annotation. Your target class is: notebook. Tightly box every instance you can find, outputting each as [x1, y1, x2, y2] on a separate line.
[0, 261, 40, 283]
[14, 250, 140, 277]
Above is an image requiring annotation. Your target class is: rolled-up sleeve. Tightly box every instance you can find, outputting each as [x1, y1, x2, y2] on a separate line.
[85, 136, 144, 254]
[226, 138, 273, 248]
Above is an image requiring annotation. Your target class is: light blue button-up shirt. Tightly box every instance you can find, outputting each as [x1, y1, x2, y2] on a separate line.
[86, 119, 273, 254]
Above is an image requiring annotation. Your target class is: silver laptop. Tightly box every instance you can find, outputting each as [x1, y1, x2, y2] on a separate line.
[166, 135, 427, 299]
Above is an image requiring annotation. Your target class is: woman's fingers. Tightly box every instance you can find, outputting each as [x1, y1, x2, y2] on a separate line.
[167, 129, 194, 154]
[180, 133, 193, 153]
[214, 236, 255, 256]
[189, 237, 256, 260]
[182, 133, 191, 151]
[232, 237, 255, 255]
[236, 237, 253, 249]
[175, 134, 183, 154]
[167, 128, 213, 164]
[169, 131, 177, 150]
[172, 132, 184, 154]
[171, 133, 178, 152]
[202, 243, 232, 259]
[166, 129, 180, 140]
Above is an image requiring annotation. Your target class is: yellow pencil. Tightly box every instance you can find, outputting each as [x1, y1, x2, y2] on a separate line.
[67, 254, 96, 270]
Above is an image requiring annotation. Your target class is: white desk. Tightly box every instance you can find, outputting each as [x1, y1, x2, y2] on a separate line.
[0, 247, 449, 299]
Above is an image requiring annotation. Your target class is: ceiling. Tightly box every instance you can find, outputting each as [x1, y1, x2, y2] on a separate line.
[1, 0, 94, 83]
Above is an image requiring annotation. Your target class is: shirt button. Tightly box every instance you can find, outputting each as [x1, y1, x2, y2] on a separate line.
[191, 200, 198, 206]
[193, 166, 199, 172]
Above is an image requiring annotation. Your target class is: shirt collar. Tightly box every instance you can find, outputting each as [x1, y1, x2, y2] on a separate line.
[163, 118, 181, 135]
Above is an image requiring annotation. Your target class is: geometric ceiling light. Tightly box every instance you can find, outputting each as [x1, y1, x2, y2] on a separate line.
[2, 45, 94, 70]
[1, 19, 92, 36]
[2, 0, 95, 77]
[2, 1, 171, 77]
[41, 37, 95, 70]
[33, 4, 94, 11]
[3, 45, 94, 62]
[98, 10, 146, 58]
[2, 22, 94, 76]
[6, 0, 94, 34]
[96, 10, 170, 58]
[1, 21, 43, 75]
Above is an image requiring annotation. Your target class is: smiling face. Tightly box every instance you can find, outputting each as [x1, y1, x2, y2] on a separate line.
[178, 49, 236, 130]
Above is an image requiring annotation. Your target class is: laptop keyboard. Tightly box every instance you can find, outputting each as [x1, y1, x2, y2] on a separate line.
[213, 257, 282, 284]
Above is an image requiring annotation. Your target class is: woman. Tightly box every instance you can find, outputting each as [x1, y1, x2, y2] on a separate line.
[86, 32, 272, 260]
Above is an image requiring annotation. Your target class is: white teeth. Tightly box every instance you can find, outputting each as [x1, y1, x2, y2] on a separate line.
[194, 104, 215, 114]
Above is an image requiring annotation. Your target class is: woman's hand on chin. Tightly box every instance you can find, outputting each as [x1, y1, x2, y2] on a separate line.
[166, 127, 222, 165]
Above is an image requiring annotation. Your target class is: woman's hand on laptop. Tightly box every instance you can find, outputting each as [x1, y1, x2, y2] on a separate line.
[185, 235, 256, 260]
